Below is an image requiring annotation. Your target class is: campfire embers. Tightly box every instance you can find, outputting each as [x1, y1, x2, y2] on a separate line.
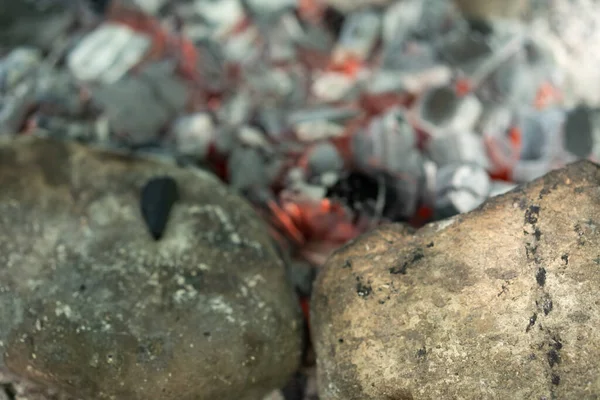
[0, 1, 594, 261]
[0, 0, 585, 270]
[1, 1, 600, 399]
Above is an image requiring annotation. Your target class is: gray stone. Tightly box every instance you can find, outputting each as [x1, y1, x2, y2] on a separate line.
[0, 136, 302, 400]
[312, 161, 600, 399]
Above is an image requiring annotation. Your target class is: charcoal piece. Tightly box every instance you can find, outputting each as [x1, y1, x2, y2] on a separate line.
[323, 6, 346, 37]
[326, 170, 409, 222]
[140, 176, 179, 240]
[87, 0, 112, 14]
[466, 18, 494, 36]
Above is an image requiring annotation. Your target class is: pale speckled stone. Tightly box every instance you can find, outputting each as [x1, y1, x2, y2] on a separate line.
[312, 161, 600, 400]
[0, 136, 302, 400]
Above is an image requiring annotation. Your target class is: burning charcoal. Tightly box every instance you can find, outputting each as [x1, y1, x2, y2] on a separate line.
[285, 179, 328, 203]
[67, 23, 152, 84]
[382, 39, 437, 71]
[416, 84, 482, 135]
[434, 163, 491, 219]
[0, 95, 32, 135]
[0, 89, 35, 135]
[217, 90, 253, 127]
[246, 65, 297, 105]
[0, 0, 75, 51]
[91, 63, 187, 146]
[295, 21, 334, 52]
[140, 176, 179, 240]
[489, 180, 517, 197]
[306, 142, 344, 176]
[31, 115, 104, 142]
[323, 0, 393, 15]
[238, 125, 274, 152]
[192, 0, 246, 39]
[264, 15, 298, 63]
[453, 0, 529, 20]
[488, 50, 541, 106]
[380, 0, 425, 65]
[0, 48, 41, 134]
[327, 170, 416, 222]
[288, 107, 359, 126]
[35, 69, 91, 118]
[421, 158, 438, 207]
[311, 71, 358, 103]
[322, 6, 346, 37]
[222, 24, 262, 64]
[0, 48, 41, 90]
[564, 105, 594, 159]
[256, 107, 286, 139]
[367, 65, 452, 95]
[414, 0, 464, 40]
[171, 113, 216, 160]
[476, 104, 512, 137]
[331, 8, 382, 65]
[437, 30, 493, 76]
[353, 108, 417, 172]
[425, 130, 490, 169]
[87, 0, 113, 15]
[289, 107, 359, 142]
[140, 62, 189, 111]
[227, 146, 270, 191]
[510, 108, 565, 182]
[245, 0, 296, 19]
[128, 0, 170, 15]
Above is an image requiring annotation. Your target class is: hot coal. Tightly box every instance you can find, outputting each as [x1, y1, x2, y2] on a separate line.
[326, 170, 407, 223]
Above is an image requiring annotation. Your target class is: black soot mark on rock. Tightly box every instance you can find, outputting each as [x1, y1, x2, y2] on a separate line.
[539, 186, 552, 199]
[526, 313, 537, 333]
[546, 335, 563, 369]
[561, 254, 569, 265]
[356, 276, 372, 298]
[547, 349, 560, 368]
[540, 295, 553, 315]
[140, 176, 179, 240]
[525, 205, 540, 225]
[574, 223, 586, 246]
[536, 268, 546, 286]
[389, 248, 424, 275]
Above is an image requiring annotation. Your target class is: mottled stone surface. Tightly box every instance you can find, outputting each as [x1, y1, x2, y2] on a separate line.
[0, 136, 302, 400]
[312, 161, 600, 399]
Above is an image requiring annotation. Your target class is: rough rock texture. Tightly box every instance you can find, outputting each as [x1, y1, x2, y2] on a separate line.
[0, 136, 303, 400]
[312, 161, 600, 400]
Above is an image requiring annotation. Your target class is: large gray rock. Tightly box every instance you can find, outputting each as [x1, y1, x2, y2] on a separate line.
[312, 161, 600, 399]
[0, 136, 302, 400]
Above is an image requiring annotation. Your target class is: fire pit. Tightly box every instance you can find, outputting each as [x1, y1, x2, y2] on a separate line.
[0, 0, 599, 398]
